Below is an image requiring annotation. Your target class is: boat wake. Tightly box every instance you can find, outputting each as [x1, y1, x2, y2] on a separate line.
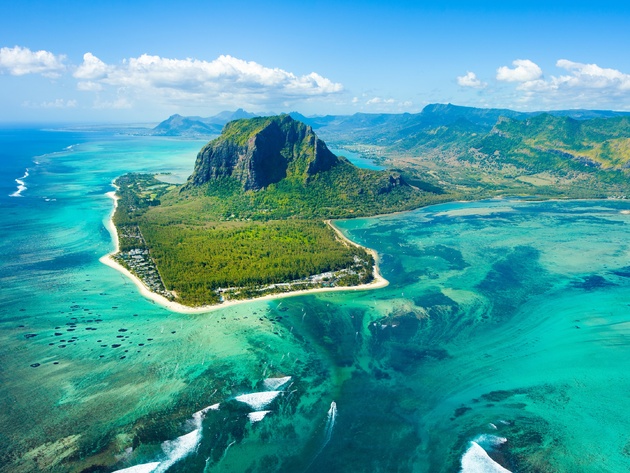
[304, 401, 337, 472]
[323, 401, 337, 448]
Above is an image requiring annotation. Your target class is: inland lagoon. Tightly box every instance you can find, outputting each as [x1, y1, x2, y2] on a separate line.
[1, 127, 630, 472]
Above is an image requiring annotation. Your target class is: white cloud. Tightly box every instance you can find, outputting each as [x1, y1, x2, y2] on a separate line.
[77, 80, 103, 92]
[22, 98, 77, 108]
[1, 47, 346, 114]
[93, 97, 132, 109]
[74, 52, 110, 80]
[0, 46, 66, 77]
[496, 59, 542, 83]
[358, 96, 413, 112]
[457, 71, 487, 88]
[75, 53, 343, 107]
[366, 97, 396, 105]
[554, 59, 630, 90]
[474, 58, 630, 110]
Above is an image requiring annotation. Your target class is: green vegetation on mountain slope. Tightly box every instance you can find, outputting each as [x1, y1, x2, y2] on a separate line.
[112, 116, 448, 306]
[312, 107, 630, 199]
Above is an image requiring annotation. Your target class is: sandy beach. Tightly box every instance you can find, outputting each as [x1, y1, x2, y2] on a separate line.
[100, 190, 389, 314]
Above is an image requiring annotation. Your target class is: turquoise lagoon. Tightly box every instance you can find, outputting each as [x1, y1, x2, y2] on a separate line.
[1, 127, 630, 472]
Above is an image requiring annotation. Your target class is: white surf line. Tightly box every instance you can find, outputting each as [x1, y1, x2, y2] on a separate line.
[9, 169, 29, 197]
[234, 391, 282, 410]
[461, 434, 511, 473]
[263, 376, 292, 390]
[113, 402, 219, 473]
[247, 411, 272, 423]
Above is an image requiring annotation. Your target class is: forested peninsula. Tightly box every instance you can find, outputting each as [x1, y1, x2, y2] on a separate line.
[109, 115, 448, 307]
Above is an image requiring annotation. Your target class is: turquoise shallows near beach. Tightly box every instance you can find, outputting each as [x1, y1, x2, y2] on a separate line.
[1, 127, 630, 473]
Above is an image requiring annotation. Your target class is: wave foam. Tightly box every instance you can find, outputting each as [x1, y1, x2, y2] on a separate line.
[134, 402, 215, 473]
[154, 429, 201, 473]
[263, 376, 292, 390]
[235, 391, 281, 410]
[112, 462, 160, 473]
[475, 434, 507, 448]
[461, 441, 511, 473]
[192, 403, 220, 422]
[9, 169, 29, 197]
[248, 411, 271, 423]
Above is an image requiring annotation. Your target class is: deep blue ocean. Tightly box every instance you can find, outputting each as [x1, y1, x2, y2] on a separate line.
[1, 126, 630, 473]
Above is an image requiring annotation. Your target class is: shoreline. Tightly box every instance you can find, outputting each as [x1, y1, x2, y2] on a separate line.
[100, 189, 389, 314]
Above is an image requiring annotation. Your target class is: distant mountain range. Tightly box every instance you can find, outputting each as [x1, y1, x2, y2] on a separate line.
[150, 104, 630, 199]
[151, 108, 258, 136]
[151, 103, 630, 141]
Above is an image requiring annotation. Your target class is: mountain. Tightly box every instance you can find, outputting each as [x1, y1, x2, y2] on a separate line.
[151, 114, 223, 136]
[207, 108, 258, 124]
[188, 115, 338, 191]
[151, 104, 630, 143]
[151, 109, 258, 137]
[475, 114, 630, 171]
[181, 114, 435, 220]
[310, 104, 630, 151]
[149, 105, 630, 201]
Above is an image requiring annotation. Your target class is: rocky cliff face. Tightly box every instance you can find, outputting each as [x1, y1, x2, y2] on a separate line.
[188, 115, 339, 191]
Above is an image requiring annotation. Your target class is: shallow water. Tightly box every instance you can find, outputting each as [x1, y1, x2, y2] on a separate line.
[1, 128, 630, 472]
[330, 147, 386, 170]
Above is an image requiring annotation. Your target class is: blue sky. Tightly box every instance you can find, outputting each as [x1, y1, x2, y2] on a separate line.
[2, 0, 630, 123]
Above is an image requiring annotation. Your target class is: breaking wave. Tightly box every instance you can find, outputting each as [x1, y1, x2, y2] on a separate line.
[235, 391, 281, 410]
[10, 169, 28, 197]
[263, 376, 292, 390]
[461, 435, 511, 473]
[248, 410, 271, 423]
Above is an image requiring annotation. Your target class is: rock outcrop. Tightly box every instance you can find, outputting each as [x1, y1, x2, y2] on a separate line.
[188, 115, 339, 191]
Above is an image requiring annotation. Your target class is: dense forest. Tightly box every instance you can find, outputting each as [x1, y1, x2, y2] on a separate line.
[112, 172, 380, 306]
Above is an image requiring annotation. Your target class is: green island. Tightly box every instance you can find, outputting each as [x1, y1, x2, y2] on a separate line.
[110, 115, 449, 307]
[111, 110, 630, 307]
